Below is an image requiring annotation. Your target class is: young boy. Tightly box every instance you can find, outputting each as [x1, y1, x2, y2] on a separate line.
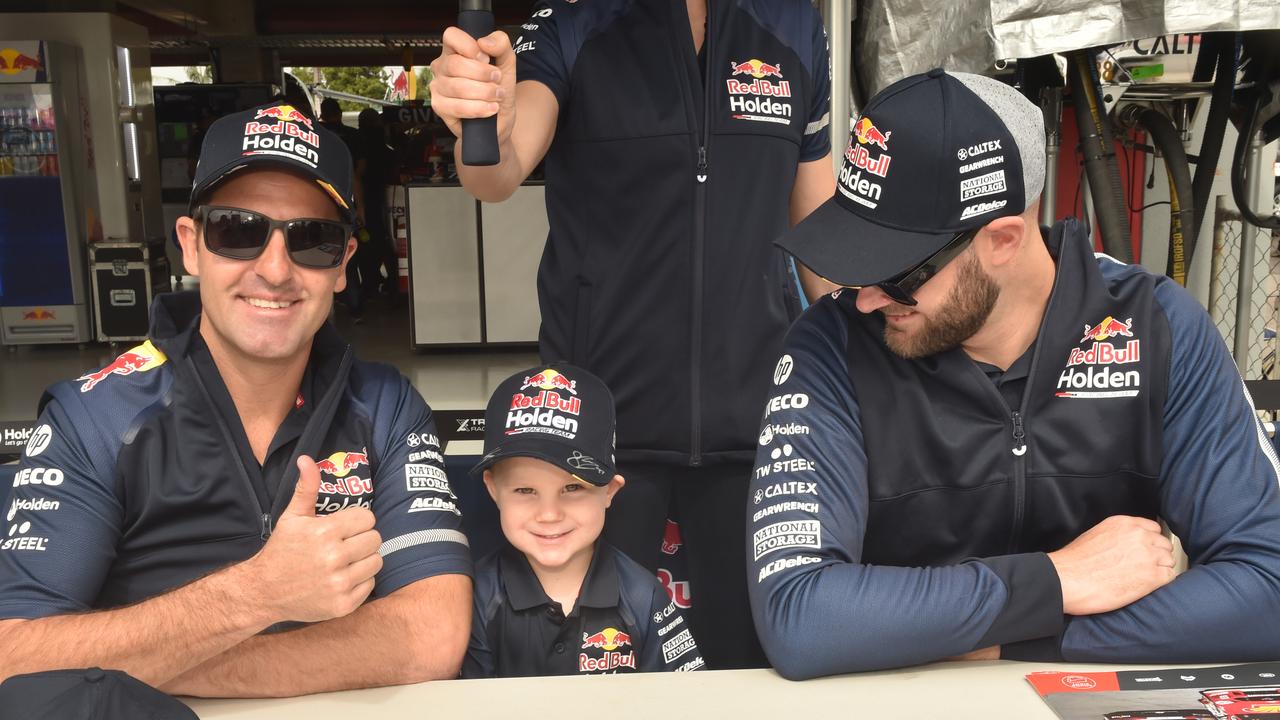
[462, 363, 704, 678]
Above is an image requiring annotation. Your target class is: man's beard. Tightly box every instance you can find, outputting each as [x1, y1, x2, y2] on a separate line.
[883, 252, 999, 360]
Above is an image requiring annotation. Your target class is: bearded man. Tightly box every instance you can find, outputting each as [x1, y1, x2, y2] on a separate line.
[745, 68, 1280, 678]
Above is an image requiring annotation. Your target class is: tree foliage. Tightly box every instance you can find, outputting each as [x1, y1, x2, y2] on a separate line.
[324, 66, 389, 111]
[416, 67, 433, 104]
[185, 65, 212, 83]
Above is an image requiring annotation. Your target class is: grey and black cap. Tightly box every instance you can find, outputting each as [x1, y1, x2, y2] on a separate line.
[777, 68, 1046, 287]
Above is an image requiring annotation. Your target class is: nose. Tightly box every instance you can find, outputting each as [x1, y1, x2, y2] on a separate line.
[854, 285, 894, 314]
[253, 229, 294, 286]
[535, 495, 564, 523]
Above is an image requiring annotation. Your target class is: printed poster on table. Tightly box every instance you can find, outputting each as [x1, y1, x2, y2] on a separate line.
[1028, 662, 1280, 719]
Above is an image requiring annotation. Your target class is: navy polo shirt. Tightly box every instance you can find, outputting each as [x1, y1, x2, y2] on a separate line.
[463, 542, 704, 677]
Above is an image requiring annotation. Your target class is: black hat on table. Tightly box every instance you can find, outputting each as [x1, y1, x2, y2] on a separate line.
[188, 100, 357, 224]
[777, 68, 1046, 287]
[0, 667, 198, 720]
[471, 363, 617, 485]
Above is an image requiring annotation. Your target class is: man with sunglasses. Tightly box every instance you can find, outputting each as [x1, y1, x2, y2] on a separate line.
[748, 69, 1280, 677]
[0, 102, 472, 695]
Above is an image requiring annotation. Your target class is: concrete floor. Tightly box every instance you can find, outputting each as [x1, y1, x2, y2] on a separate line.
[0, 292, 539, 423]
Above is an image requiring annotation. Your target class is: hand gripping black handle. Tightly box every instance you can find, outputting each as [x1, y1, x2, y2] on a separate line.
[459, 0, 499, 166]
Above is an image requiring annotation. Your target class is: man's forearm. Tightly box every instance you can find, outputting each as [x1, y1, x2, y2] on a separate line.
[161, 575, 470, 698]
[0, 561, 272, 686]
[455, 134, 529, 202]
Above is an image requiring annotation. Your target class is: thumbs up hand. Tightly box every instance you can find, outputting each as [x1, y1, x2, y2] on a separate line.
[247, 456, 383, 623]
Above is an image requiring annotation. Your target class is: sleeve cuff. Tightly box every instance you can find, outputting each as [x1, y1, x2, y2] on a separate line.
[1001, 633, 1065, 661]
[973, 552, 1064, 648]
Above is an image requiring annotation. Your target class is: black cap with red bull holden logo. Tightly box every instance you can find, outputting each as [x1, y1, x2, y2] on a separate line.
[188, 101, 357, 224]
[776, 67, 1046, 287]
[471, 363, 617, 485]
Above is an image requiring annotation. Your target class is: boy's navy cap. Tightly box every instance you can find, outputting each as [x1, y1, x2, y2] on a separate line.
[188, 101, 357, 224]
[777, 68, 1046, 287]
[471, 363, 617, 485]
[0, 667, 198, 719]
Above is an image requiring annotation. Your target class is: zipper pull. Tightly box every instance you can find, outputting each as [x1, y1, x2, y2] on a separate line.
[696, 146, 708, 183]
[260, 513, 273, 540]
[1011, 411, 1027, 457]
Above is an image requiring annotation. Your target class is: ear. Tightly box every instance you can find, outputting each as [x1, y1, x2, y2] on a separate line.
[603, 474, 625, 507]
[334, 236, 357, 292]
[175, 216, 201, 277]
[977, 214, 1027, 270]
[483, 469, 498, 503]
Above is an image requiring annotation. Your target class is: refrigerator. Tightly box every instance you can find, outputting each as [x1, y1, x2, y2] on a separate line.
[0, 40, 96, 345]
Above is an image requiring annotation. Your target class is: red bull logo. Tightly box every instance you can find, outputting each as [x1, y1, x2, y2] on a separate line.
[510, 390, 581, 415]
[661, 519, 683, 555]
[581, 627, 632, 651]
[853, 116, 892, 151]
[254, 104, 314, 129]
[77, 341, 167, 392]
[520, 369, 578, 396]
[0, 48, 43, 75]
[315, 448, 370, 478]
[729, 59, 783, 79]
[1080, 316, 1134, 343]
[22, 309, 56, 321]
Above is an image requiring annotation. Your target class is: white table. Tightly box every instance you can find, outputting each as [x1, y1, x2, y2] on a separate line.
[185, 660, 1180, 719]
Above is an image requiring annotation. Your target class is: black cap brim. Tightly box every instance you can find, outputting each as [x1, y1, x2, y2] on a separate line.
[189, 159, 357, 225]
[469, 436, 615, 486]
[776, 194, 957, 287]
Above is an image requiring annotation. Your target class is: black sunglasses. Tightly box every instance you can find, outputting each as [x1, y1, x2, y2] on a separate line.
[196, 206, 351, 269]
[853, 228, 978, 307]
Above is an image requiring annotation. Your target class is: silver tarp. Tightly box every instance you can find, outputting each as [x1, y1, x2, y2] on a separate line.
[856, 0, 1280, 94]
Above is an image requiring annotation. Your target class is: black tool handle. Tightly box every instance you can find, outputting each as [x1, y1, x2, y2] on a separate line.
[459, 0, 499, 166]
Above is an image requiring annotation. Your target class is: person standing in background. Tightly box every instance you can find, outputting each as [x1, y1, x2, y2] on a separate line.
[430, 0, 837, 669]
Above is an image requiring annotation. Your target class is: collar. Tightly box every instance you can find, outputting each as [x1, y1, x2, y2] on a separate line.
[501, 542, 621, 612]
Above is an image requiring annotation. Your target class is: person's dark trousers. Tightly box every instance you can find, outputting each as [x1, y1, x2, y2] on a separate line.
[602, 460, 767, 670]
[355, 228, 383, 297]
[362, 193, 398, 296]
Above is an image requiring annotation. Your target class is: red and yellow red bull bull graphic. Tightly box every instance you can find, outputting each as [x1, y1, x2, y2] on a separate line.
[726, 58, 793, 125]
[21, 308, 56, 321]
[315, 448, 370, 478]
[0, 47, 43, 76]
[579, 627, 636, 672]
[1057, 316, 1142, 399]
[243, 104, 320, 168]
[77, 341, 167, 393]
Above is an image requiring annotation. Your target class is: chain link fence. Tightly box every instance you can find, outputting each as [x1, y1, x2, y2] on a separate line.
[1210, 201, 1279, 421]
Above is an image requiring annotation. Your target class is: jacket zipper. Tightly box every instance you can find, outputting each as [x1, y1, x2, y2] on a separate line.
[185, 356, 272, 543]
[1007, 232, 1063, 553]
[689, 0, 713, 465]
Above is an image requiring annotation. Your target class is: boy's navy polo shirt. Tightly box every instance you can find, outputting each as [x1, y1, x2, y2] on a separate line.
[463, 542, 704, 677]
